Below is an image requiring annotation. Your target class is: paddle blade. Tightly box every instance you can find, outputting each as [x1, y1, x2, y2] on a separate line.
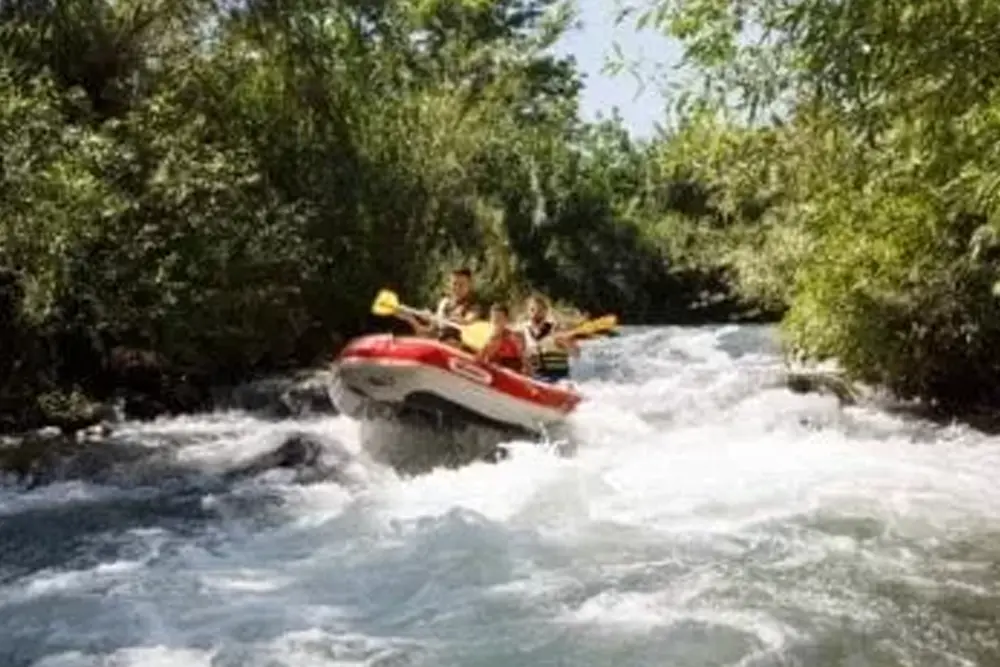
[371, 289, 401, 317]
[568, 314, 618, 338]
[459, 320, 493, 351]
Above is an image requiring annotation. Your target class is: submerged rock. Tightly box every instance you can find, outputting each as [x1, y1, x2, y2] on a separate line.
[784, 371, 859, 406]
[0, 426, 359, 490]
[224, 432, 356, 485]
[36, 390, 119, 435]
[0, 368, 347, 487]
[359, 410, 520, 476]
[214, 369, 339, 419]
[0, 425, 150, 488]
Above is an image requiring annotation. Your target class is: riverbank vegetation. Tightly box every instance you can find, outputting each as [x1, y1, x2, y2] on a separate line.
[5, 0, 991, 434]
[622, 0, 1000, 417]
[0, 0, 773, 432]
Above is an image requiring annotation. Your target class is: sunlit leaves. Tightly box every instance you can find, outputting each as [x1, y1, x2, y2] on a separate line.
[0, 0, 766, 431]
[0, 70, 125, 320]
[618, 0, 1000, 408]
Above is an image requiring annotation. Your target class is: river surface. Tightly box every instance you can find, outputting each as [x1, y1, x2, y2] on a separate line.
[2, 325, 999, 667]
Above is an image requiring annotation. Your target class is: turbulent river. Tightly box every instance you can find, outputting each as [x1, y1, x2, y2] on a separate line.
[2, 325, 1000, 667]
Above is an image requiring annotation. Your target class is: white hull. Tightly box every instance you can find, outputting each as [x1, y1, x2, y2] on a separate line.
[331, 358, 568, 433]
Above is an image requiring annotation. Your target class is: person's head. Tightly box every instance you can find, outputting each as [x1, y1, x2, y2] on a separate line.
[526, 293, 550, 323]
[448, 267, 473, 301]
[489, 302, 510, 328]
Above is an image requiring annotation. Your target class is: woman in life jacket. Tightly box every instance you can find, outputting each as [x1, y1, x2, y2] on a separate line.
[520, 294, 579, 382]
[477, 302, 528, 374]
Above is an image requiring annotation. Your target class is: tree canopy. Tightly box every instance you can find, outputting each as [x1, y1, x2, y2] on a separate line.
[623, 0, 1000, 411]
[0, 0, 766, 430]
[15, 0, 991, 427]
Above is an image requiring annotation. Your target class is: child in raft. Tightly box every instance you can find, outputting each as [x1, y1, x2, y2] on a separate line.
[476, 303, 529, 375]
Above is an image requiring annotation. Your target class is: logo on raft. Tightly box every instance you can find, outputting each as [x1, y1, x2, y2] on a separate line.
[447, 358, 493, 385]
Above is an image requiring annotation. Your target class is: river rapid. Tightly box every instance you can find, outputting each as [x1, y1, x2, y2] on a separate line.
[2, 325, 999, 667]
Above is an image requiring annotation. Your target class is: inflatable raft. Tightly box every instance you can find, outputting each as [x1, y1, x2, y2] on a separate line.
[330, 334, 582, 434]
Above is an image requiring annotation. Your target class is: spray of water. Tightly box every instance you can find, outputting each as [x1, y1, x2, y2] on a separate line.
[2, 325, 999, 667]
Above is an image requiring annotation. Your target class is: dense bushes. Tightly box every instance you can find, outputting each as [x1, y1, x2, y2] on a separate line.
[627, 0, 1000, 411]
[17, 0, 998, 426]
[0, 0, 768, 430]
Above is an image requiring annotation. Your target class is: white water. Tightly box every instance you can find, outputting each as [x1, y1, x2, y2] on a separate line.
[2, 325, 1000, 667]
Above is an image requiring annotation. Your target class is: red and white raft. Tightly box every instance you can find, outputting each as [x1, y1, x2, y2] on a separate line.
[330, 334, 582, 434]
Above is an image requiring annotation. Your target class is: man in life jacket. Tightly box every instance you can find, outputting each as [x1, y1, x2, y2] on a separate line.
[399, 267, 482, 345]
[477, 302, 528, 374]
[520, 293, 579, 382]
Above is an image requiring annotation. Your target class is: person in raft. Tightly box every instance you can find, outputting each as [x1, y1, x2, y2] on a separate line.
[399, 266, 482, 345]
[477, 302, 529, 374]
[519, 293, 579, 383]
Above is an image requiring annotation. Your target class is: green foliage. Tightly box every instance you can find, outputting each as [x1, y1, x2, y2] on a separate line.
[0, 0, 763, 429]
[626, 0, 1000, 410]
[0, 70, 125, 321]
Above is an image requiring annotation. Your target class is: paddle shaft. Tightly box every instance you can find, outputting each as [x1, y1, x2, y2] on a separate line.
[396, 295, 612, 348]
[397, 303, 458, 330]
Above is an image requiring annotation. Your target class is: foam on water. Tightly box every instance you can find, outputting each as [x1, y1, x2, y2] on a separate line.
[2, 325, 1000, 667]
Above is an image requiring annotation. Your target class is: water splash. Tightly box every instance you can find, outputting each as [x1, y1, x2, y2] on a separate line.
[2, 325, 999, 667]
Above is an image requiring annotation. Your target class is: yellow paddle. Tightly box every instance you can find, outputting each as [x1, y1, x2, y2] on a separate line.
[564, 314, 618, 339]
[371, 289, 494, 351]
[370, 289, 410, 318]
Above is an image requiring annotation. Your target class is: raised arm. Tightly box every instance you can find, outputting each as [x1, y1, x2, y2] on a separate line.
[397, 311, 433, 336]
[400, 297, 453, 337]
